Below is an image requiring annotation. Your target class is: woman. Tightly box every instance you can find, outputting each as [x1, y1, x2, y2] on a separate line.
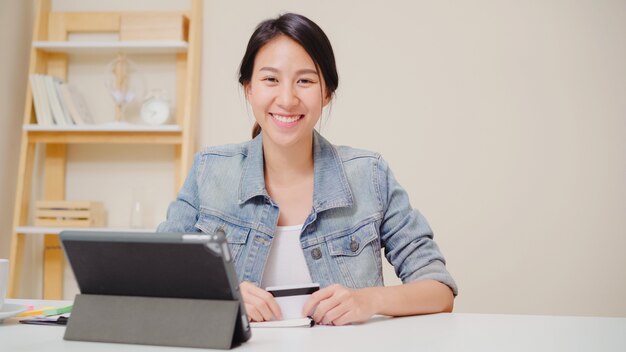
[158, 13, 457, 326]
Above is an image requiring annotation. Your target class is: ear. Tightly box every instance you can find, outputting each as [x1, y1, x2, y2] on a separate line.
[322, 91, 332, 108]
[244, 83, 251, 97]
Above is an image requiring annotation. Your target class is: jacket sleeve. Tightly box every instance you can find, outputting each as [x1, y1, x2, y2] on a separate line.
[377, 156, 458, 296]
[156, 153, 203, 233]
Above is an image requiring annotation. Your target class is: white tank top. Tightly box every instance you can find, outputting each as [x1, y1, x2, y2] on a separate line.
[260, 224, 313, 289]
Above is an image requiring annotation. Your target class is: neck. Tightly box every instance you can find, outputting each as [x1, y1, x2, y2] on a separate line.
[262, 133, 314, 185]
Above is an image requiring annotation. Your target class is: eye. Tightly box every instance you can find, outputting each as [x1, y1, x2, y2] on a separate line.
[262, 76, 278, 84]
[297, 78, 316, 86]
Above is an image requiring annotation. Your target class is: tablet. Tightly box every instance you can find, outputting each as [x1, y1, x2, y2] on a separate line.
[60, 230, 251, 345]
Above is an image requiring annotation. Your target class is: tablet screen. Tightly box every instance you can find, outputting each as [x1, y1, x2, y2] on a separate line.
[62, 237, 232, 299]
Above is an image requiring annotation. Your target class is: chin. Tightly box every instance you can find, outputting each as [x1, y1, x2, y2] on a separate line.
[262, 128, 311, 148]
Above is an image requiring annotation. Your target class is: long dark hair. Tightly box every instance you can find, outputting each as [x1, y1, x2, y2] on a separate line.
[238, 13, 339, 138]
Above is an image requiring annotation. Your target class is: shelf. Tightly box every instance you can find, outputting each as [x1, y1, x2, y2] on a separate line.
[24, 123, 182, 132]
[32, 40, 188, 54]
[16, 226, 156, 235]
[23, 124, 183, 144]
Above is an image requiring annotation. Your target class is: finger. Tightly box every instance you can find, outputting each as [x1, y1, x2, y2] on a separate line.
[248, 294, 276, 321]
[302, 285, 337, 316]
[245, 303, 262, 322]
[330, 310, 353, 326]
[320, 303, 350, 325]
[312, 292, 344, 323]
[301, 296, 318, 317]
[241, 286, 270, 321]
[241, 284, 264, 321]
[256, 290, 283, 320]
[242, 283, 282, 320]
[249, 289, 282, 320]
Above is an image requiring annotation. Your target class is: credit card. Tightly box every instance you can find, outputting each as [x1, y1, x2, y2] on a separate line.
[266, 283, 320, 320]
[266, 283, 320, 297]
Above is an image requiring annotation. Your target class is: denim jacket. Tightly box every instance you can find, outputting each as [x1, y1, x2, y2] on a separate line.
[158, 131, 458, 295]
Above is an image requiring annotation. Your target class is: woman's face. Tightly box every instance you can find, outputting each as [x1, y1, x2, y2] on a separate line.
[246, 35, 330, 149]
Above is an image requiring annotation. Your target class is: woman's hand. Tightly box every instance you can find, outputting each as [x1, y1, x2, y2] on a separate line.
[240, 281, 283, 322]
[302, 284, 379, 326]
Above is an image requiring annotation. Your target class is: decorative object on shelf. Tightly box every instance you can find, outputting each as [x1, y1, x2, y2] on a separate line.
[104, 53, 145, 122]
[34, 201, 105, 227]
[129, 200, 145, 228]
[140, 89, 171, 125]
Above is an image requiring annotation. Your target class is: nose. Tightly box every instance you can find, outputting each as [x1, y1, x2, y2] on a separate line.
[277, 84, 299, 109]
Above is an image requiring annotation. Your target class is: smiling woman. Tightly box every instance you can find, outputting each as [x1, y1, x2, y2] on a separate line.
[158, 13, 457, 326]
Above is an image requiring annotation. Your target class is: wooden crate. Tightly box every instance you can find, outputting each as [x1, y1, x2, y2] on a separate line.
[120, 12, 189, 41]
[35, 201, 105, 227]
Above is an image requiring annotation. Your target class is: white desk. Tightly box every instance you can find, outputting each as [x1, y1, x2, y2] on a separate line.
[2, 299, 625, 351]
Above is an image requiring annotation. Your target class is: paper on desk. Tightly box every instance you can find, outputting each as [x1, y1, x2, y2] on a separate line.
[250, 317, 314, 328]
[19, 314, 70, 326]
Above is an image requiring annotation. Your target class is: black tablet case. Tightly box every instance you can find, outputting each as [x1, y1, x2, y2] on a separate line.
[60, 231, 251, 349]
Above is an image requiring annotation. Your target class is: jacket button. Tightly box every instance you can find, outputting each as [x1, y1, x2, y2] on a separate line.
[350, 238, 359, 252]
[311, 247, 322, 260]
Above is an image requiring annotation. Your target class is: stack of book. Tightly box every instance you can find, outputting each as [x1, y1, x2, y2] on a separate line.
[29, 74, 93, 126]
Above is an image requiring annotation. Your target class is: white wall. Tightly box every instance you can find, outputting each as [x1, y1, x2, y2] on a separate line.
[1, 0, 624, 317]
[203, 0, 626, 317]
[0, 1, 34, 265]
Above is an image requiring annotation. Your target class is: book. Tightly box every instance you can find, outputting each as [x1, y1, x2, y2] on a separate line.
[57, 82, 93, 125]
[38, 75, 54, 125]
[52, 78, 74, 125]
[29, 74, 46, 125]
[44, 75, 72, 126]
[250, 317, 315, 328]
[30, 74, 53, 125]
[28, 74, 92, 126]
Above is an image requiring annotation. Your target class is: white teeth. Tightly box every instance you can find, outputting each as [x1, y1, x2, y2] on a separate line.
[272, 114, 302, 123]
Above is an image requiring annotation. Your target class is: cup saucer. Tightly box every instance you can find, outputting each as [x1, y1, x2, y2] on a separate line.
[0, 303, 28, 322]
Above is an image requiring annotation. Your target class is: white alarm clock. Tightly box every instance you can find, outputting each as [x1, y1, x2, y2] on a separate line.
[140, 90, 170, 125]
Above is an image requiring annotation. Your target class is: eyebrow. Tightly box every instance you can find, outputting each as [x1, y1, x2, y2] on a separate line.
[259, 67, 319, 76]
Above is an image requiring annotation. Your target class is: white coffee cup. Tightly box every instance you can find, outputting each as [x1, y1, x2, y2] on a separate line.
[0, 259, 9, 310]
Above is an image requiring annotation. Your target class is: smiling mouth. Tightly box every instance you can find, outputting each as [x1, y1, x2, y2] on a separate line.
[270, 113, 304, 123]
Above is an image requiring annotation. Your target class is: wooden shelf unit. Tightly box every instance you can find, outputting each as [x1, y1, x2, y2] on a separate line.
[8, 0, 202, 299]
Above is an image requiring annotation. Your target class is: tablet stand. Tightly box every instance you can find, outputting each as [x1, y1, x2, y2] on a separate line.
[65, 294, 243, 349]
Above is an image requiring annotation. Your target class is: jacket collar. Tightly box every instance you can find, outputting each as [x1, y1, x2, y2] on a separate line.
[238, 130, 354, 213]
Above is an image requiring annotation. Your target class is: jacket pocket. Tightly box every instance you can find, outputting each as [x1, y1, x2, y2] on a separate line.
[195, 211, 250, 265]
[326, 222, 382, 288]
